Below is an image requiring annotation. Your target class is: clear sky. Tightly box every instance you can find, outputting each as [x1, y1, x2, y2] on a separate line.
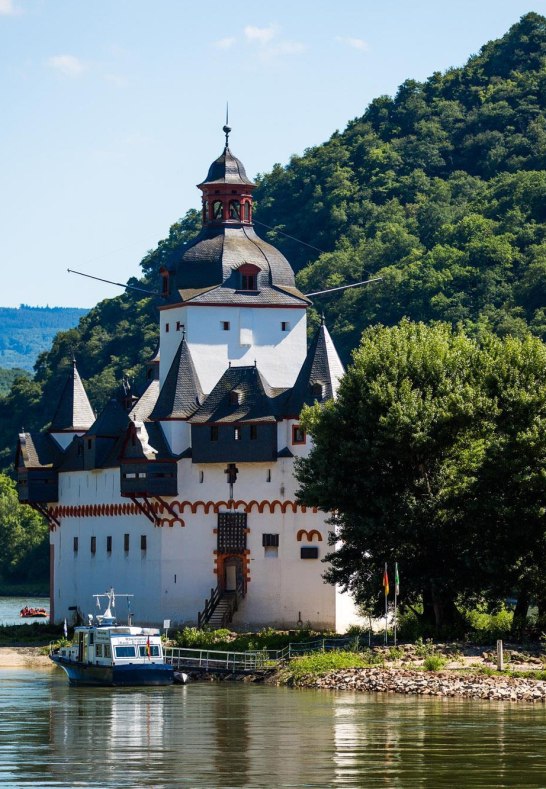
[1, 0, 544, 308]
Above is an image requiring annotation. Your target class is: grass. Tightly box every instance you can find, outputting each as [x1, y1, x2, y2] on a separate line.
[171, 626, 329, 653]
[286, 651, 369, 682]
[423, 654, 447, 671]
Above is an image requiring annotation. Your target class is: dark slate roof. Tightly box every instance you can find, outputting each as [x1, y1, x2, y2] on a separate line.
[190, 365, 288, 424]
[184, 283, 309, 307]
[150, 338, 204, 420]
[130, 379, 160, 422]
[17, 432, 63, 469]
[276, 446, 294, 458]
[285, 320, 345, 416]
[199, 147, 255, 186]
[173, 225, 304, 297]
[88, 398, 130, 437]
[49, 361, 95, 432]
[120, 421, 176, 461]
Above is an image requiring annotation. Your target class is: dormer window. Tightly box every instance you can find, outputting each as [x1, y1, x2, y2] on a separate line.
[238, 263, 260, 291]
[230, 390, 241, 406]
[311, 382, 324, 400]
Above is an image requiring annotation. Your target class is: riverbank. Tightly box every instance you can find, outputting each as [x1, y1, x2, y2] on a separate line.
[273, 666, 546, 702]
[0, 646, 52, 668]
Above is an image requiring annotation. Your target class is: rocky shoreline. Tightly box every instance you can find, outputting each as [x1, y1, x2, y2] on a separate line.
[278, 666, 546, 702]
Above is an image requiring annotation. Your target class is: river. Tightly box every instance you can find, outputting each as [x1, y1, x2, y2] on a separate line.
[0, 668, 545, 787]
[0, 597, 49, 626]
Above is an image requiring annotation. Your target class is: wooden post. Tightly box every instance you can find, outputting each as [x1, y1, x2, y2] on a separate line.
[497, 639, 504, 671]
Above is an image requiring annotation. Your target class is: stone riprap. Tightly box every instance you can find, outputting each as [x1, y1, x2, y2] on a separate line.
[289, 667, 546, 702]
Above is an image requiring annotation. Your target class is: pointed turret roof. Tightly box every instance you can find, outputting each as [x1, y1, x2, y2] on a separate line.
[49, 360, 95, 432]
[286, 319, 345, 416]
[150, 337, 204, 420]
[199, 146, 255, 187]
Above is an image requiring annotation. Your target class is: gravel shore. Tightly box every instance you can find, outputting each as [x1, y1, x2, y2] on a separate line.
[0, 646, 53, 669]
[285, 666, 546, 702]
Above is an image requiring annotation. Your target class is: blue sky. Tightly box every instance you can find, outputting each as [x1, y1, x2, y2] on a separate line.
[1, 0, 544, 308]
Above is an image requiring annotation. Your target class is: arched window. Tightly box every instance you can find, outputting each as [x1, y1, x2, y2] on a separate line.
[229, 200, 241, 219]
[311, 382, 324, 400]
[237, 263, 260, 291]
[243, 202, 250, 222]
[202, 200, 209, 223]
[212, 200, 223, 220]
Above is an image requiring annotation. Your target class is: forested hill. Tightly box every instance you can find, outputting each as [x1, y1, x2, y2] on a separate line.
[0, 306, 88, 371]
[2, 12, 546, 471]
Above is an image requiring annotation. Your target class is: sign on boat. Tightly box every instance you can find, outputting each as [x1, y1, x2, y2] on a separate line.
[50, 589, 174, 686]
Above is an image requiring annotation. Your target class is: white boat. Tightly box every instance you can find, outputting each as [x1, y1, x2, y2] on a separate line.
[50, 590, 174, 686]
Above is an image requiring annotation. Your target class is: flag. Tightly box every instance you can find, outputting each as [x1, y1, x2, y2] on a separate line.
[63, 618, 68, 638]
[395, 563, 400, 596]
[383, 564, 389, 597]
[146, 636, 151, 658]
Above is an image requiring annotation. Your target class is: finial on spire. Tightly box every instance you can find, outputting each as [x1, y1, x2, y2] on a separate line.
[222, 102, 231, 149]
[320, 312, 325, 325]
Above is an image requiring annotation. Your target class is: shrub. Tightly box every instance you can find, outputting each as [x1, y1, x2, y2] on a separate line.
[288, 651, 367, 681]
[423, 654, 446, 671]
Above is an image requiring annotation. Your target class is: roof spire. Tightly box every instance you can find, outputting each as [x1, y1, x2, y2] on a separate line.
[222, 102, 231, 150]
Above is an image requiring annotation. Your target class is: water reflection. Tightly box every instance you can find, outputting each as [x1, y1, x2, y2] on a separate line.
[1, 670, 546, 787]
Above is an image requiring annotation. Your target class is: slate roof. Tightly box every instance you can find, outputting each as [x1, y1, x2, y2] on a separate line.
[49, 361, 95, 432]
[199, 146, 255, 186]
[17, 432, 63, 469]
[130, 379, 160, 422]
[173, 225, 306, 299]
[285, 320, 345, 416]
[150, 338, 204, 420]
[190, 365, 288, 424]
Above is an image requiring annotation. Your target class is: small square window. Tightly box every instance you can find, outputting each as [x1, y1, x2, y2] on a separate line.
[124, 534, 130, 552]
[281, 321, 290, 332]
[262, 533, 279, 547]
[221, 321, 230, 331]
[73, 536, 78, 553]
[301, 546, 319, 559]
[106, 535, 112, 553]
[292, 425, 306, 445]
[210, 426, 219, 441]
[176, 321, 184, 332]
[141, 535, 147, 551]
[90, 536, 96, 555]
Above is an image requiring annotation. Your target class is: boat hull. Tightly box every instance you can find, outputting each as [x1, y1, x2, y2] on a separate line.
[50, 654, 174, 686]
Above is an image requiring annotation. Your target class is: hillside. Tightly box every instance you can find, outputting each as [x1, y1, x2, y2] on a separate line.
[2, 12, 546, 471]
[0, 306, 89, 371]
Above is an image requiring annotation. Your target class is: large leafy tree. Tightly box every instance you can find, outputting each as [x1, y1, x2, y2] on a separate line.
[295, 321, 546, 633]
[0, 473, 48, 582]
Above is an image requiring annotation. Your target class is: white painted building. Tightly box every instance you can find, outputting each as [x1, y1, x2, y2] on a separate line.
[16, 130, 362, 632]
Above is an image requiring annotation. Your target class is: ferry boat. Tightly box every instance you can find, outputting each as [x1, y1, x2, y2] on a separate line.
[50, 590, 174, 686]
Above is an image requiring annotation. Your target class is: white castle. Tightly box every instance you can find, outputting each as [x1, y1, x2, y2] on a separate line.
[16, 129, 363, 631]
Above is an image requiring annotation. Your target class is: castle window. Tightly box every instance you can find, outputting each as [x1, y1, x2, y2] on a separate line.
[73, 536, 78, 554]
[141, 535, 147, 551]
[301, 546, 319, 559]
[243, 202, 250, 222]
[311, 382, 323, 400]
[210, 426, 219, 441]
[234, 427, 241, 441]
[292, 425, 306, 445]
[229, 200, 241, 219]
[176, 321, 184, 332]
[90, 536, 96, 555]
[199, 470, 204, 483]
[203, 199, 209, 222]
[221, 321, 230, 331]
[281, 321, 290, 332]
[262, 533, 279, 547]
[165, 323, 170, 333]
[230, 391, 240, 406]
[106, 535, 112, 553]
[250, 424, 257, 440]
[266, 469, 271, 482]
[124, 534, 130, 553]
[212, 200, 223, 220]
[238, 263, 260, 291]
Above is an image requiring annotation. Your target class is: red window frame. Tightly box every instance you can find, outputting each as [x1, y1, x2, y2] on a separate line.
[292, 425, 306, 445]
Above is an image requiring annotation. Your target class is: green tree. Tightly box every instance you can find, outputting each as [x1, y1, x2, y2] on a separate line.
[0, 473, 48, 582]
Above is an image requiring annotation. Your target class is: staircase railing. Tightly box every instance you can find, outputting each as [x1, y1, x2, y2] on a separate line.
[197, 577, 246, 629]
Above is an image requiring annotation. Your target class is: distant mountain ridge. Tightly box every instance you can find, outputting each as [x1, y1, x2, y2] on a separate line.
[0, 305, 89, 372]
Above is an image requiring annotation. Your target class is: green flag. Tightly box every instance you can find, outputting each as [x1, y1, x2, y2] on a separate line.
[395, 563, 400, 596]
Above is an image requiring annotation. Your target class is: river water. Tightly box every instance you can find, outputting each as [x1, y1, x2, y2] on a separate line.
[0, 668, 546, 788]
[0, 597, 49, 626]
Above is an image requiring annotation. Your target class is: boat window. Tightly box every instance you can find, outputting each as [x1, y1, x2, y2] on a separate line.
[89, 632, 94, 646]
[139, 645, 160, 657]
[96, 644, 103, 657]
[115, 646, 136, 658]
[104, 645, 111, 658]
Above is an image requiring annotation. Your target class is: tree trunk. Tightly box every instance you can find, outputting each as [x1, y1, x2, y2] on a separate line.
[512, 590, 529, 636]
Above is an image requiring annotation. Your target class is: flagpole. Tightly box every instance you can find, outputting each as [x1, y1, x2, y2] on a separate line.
[394, 562, 398, 647]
